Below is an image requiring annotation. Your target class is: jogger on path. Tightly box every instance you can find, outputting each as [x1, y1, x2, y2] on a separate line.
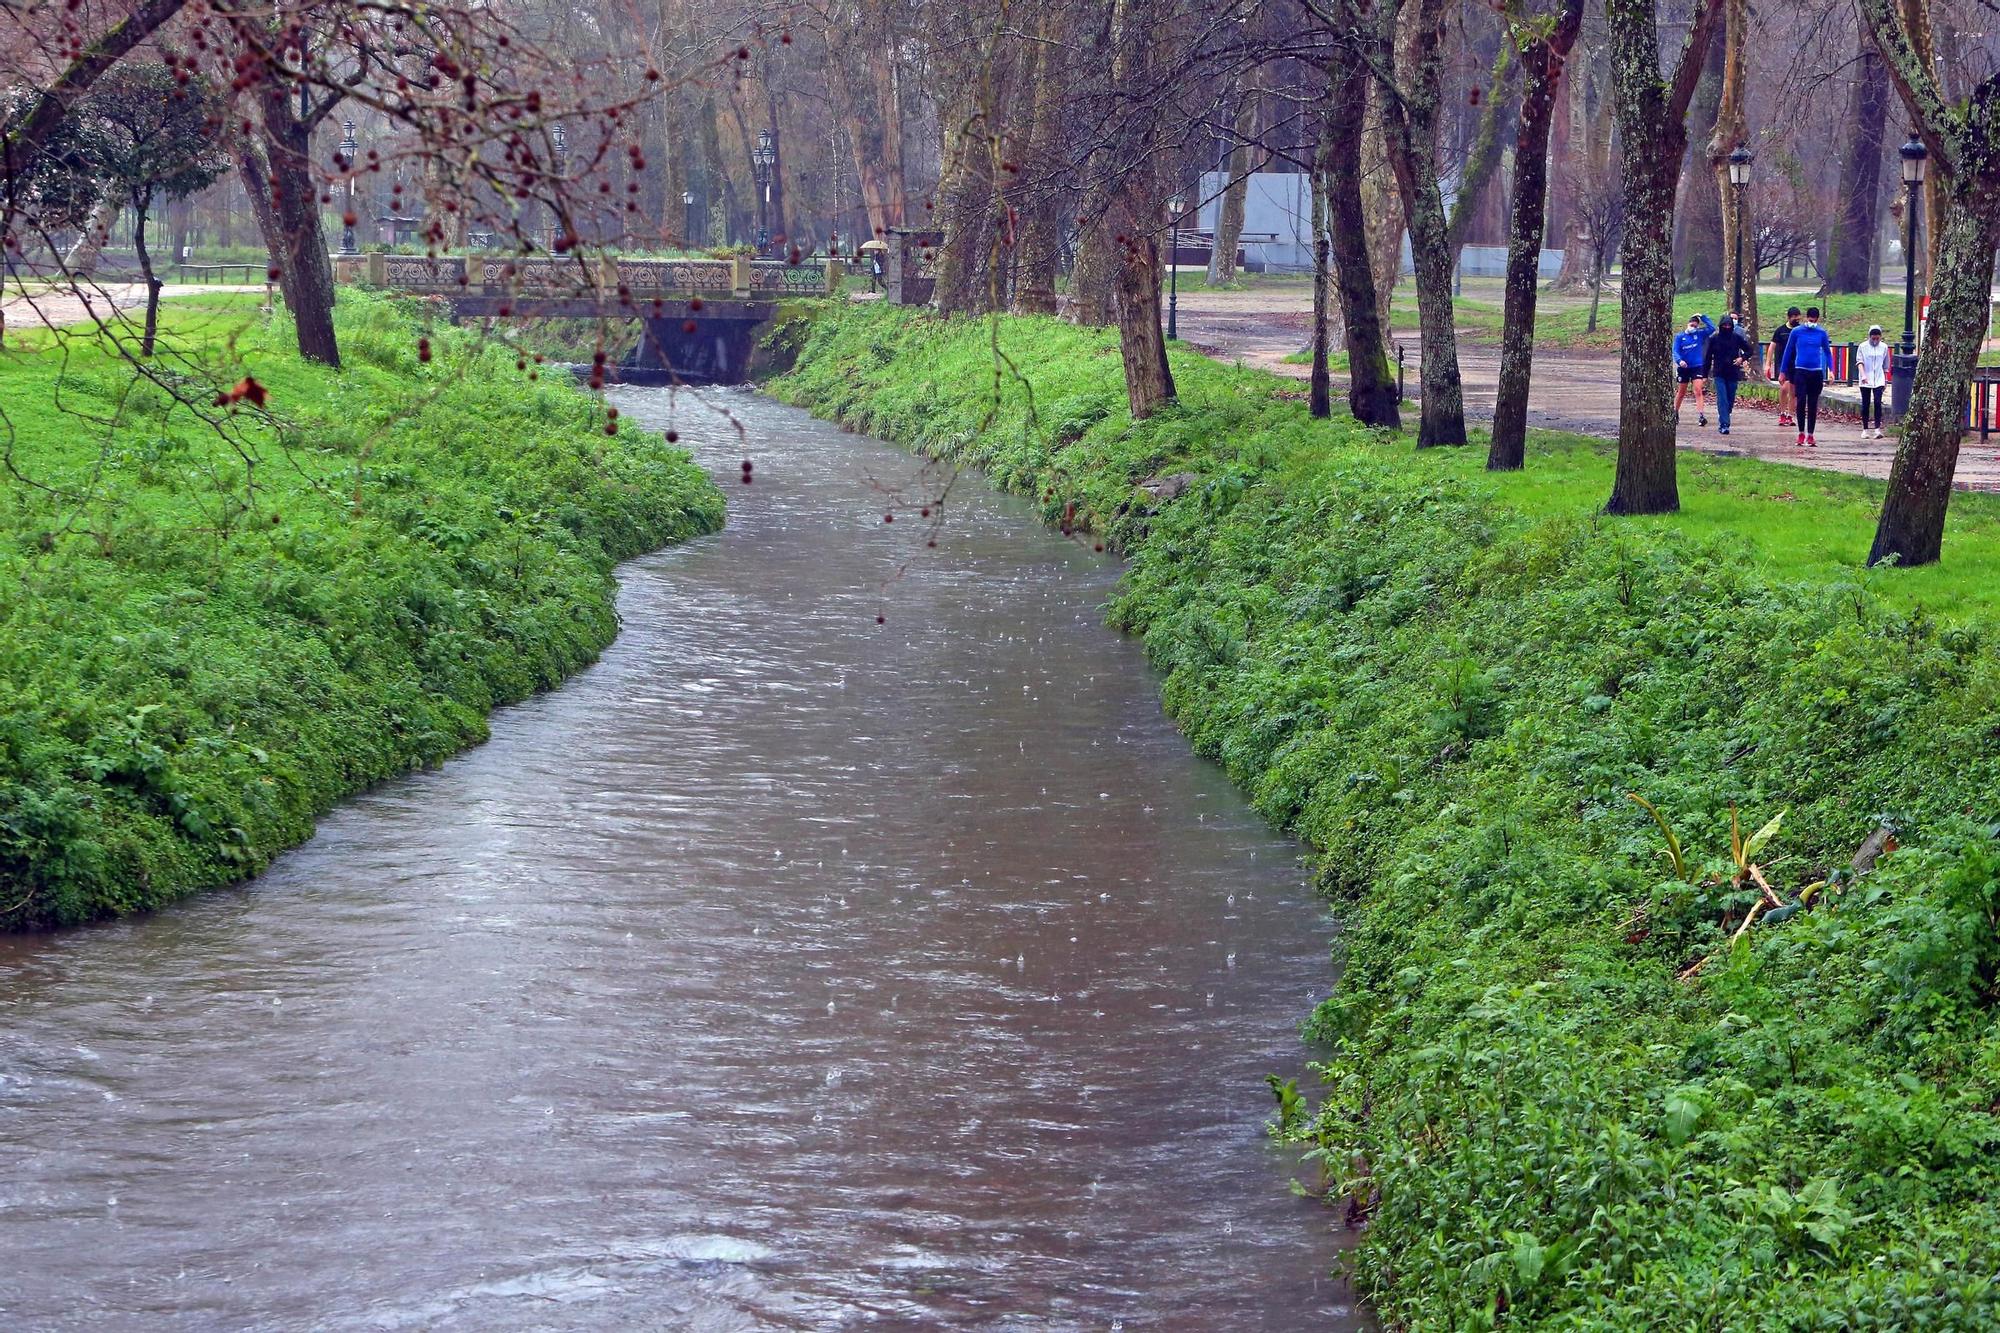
[1781, 306, 1836, 447]
[1704, 315, 1754, 435]
[1857, 326, 1891, 439]
[1674, 313, 1715, 426]
[1767, 307, 1802, 428]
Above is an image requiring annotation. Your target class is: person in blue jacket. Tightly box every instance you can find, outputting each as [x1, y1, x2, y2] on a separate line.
[1674, 313, 1715, 427]
[1780, 305, 1836, 447]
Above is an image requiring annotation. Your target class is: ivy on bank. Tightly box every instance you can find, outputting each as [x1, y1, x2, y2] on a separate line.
[0, 294, 723, 927]
[773, 302, 2000, 1329]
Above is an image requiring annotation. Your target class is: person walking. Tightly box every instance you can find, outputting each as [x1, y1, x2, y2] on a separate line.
[1857, 324, 1891, 439]
[1674, 312, 1715, 426]
[1704, 314, 1754, 435]
[1780, 305, 1836, 447]
[1767, 306, 1802, 427]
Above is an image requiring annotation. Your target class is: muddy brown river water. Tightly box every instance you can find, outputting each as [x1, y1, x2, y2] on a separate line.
[0, 389, 1363, 1329]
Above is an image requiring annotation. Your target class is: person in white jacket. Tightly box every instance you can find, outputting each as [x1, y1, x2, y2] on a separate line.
[1857, 325, 1892, 439]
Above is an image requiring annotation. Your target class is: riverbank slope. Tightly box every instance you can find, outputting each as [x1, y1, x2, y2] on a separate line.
[772, 304, 2000, 1328]
[0, 294, 722, 928]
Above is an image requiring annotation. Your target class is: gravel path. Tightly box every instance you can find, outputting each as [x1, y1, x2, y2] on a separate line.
[1174, 285, 2000, 493]
[1, 281, 249, 337]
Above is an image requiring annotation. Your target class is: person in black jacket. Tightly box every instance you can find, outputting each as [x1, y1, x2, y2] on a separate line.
[1704, 314, 1755, 436]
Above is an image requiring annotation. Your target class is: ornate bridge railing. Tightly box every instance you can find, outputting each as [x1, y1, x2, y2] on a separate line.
[332, 252, 843, 303]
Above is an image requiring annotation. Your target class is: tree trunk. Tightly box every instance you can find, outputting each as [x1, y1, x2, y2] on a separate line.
[1445, 41, 1522, 259]
[1012, 15, 1068, 315]
[1604, 0, 1723, 515]
[1311, 123, 1334, 419]
[1324, 58, 1402, 429]
[1829, 35, 1890, 295]
[1491, 0, 1585, 470]
[1710, 0, 1756, 332]
[1106, 0, 1175, 419]
[247, 91, 341, 368]
[1553, 63, 1612, 293]
[932, 80, 999, 316]
[1676, 24, 1725, 291]
[1379, 0, 1468, 447]
[62, 198, 119, 277]
[131, 195, 161, 357]
[1868, 194, 1995, 566]
[1209, 82, 1258, 285]
[1360, 87, 1405, 335]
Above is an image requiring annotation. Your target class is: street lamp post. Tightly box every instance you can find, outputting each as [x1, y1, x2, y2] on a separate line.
[339, 119, 359, 255]
[751, 129, 775, 255]
[1167, 192, 1184, 341]
[681, 189, 694, 249]
[1894, 130, 1928, 421]
[548, 123, 568, 251]
[1727, 144, 1752, 322]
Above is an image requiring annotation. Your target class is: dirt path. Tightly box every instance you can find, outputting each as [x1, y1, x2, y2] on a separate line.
[1174, 285, 2000, 493]
[1, 282, 248, 337]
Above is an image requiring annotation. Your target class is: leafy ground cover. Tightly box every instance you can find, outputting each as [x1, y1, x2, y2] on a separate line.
[0, 292, 722, 927]
[773, 302, 2000, 1329]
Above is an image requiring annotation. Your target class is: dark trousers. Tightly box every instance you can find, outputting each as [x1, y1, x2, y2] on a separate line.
[1861, 385, 1885, 429]
[1715, 376, 1740, 429]
[1794, 370, 1826, 435]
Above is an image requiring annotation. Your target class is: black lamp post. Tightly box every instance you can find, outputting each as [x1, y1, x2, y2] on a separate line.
[1894, 130, 1927, 421]
[339, 119, 359, 255]
[548, 123, 568, 251]
[681, 189, 694, 249]
[751, 129, 775, 255]
[1727, 144, 1751, 321]
[1166, 192, 1184, 340]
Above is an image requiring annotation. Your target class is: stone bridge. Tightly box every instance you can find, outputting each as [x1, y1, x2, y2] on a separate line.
[333, 253, 845, 383]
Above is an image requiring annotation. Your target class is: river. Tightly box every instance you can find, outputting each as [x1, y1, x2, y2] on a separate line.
[0, 388, 1362, 1329]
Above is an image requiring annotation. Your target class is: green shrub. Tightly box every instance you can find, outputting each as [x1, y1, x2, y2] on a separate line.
[774, 303, 2000, 1329]
[0, 291, 722, 926]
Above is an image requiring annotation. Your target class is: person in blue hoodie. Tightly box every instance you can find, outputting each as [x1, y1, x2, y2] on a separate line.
[1673, 312, 1715, 427]
[1780, 305, 1836, 447]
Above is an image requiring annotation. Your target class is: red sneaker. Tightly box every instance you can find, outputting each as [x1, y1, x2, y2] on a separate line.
[1807, 435, 1817, 448]
[1796, 432, 1806, 447]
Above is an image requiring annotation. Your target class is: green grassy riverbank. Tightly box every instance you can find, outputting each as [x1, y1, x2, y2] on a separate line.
[771, 304, 2000, 1328]
[0, 293, 722, 928]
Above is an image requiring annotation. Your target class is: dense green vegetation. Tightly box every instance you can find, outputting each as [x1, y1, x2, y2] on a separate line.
[0, 293, 722, 927]
[774, 303, 2000, 1328]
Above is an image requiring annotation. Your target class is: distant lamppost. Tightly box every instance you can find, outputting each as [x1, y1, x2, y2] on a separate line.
[338, 119, 359, 255]
[1727, 144, 1752, 321]
[1167, 191, 1184, 341]
[751, 129, 776, 255]
[545, 122, 568, 251]
[681, 189, 694, 249]
[1895, 130, 1928, 421]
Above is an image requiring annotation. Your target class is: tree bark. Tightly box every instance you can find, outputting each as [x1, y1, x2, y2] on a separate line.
[1012, 13, 1069, 315]
[131, 195, 161, 357]
[62, 198, 119, 277]
[1106, 0, 1175, 419]
[1603, 0, 1723, 515]
[1829, 35, 1890, 295]
[1377, 0, 1468, 446]
[1869, 194, 1995, 565]
[1710, 0, 1756, 332]
[1676, 24, 1725, 291]
[1490, 0, 1585, 470]
[1311, 121, 1334, 419]
[1209, 81, 1259, 285]
[1324, 57, 1402, 428]
[1360, 84, 1405, 335]
[245, 88, 341, 368]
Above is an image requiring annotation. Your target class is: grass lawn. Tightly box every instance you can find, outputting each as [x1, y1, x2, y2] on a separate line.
[0, 290, 721, 926]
